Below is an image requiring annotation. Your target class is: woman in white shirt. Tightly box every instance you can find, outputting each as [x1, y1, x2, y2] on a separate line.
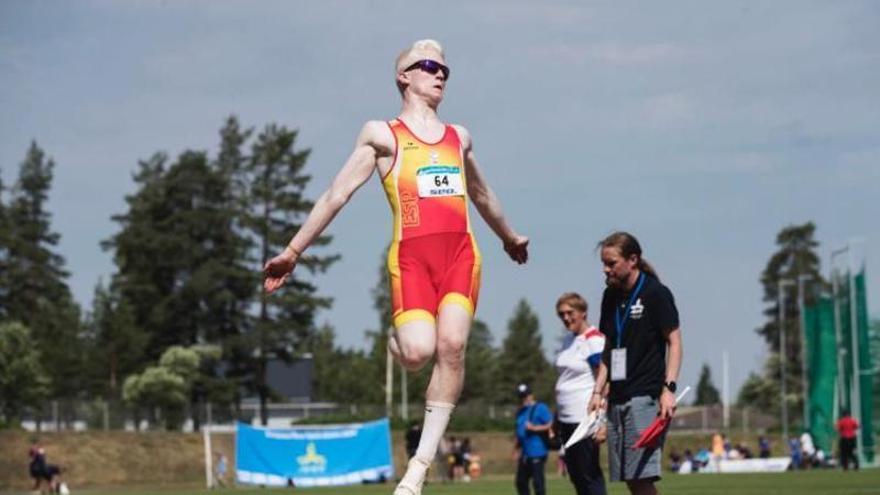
[554, 292, 607, 495]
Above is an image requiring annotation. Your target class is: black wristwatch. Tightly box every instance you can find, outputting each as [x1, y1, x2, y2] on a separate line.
[664, 381, 677, 393]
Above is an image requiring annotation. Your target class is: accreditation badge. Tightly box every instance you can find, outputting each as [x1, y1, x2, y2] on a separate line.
[611, 348, 627, 381]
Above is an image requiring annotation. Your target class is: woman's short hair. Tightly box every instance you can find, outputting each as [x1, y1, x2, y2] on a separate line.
[556, 292, 587, 313]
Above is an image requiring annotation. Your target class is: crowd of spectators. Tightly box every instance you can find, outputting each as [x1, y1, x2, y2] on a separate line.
[668, 431, 842, 474]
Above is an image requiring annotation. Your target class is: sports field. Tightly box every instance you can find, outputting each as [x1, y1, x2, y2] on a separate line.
[37, 470, 879, 495]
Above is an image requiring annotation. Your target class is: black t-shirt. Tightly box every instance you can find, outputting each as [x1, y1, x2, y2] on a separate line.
[599, 273, 679, 404]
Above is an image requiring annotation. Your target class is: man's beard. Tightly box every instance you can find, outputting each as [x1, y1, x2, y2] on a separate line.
[605, 273, 626, 288]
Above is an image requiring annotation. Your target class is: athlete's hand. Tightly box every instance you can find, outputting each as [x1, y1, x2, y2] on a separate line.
[587, 393, 603, 414]
[504, 234, 529, 264]
[263, 248, 299, 294]
[659, 388, 676, 419]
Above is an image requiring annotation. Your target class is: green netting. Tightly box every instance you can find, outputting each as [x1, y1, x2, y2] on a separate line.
[855, 270, 875, 463]
[804, 270, 874, 462]
[804, 297, 837, 453]
[815, 270, 876, 463]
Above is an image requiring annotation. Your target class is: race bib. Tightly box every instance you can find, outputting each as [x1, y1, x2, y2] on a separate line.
[611, 348, 627, 381]
[416, 165, 464, 198]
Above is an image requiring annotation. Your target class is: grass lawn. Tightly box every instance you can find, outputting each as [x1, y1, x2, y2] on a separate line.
[36, 469, 879, 495]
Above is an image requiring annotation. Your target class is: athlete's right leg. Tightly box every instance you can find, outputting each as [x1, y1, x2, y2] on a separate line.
[389, 317, 438, 495]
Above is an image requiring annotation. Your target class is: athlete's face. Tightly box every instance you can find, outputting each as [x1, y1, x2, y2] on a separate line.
[601, 246, 638, 289]
[398, 49, 447, 103]
[557, 303, 586, 333]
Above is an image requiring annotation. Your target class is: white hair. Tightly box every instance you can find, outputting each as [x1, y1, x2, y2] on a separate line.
[412, 39, 444, 55]
[396, 39, 445, 72]
[395, 39, 446, 95]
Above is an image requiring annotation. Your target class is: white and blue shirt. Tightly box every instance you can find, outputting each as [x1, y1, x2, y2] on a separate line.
[555, 327, 605, 423]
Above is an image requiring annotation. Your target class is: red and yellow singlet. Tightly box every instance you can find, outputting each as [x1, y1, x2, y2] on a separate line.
[382, 119, 482, 328]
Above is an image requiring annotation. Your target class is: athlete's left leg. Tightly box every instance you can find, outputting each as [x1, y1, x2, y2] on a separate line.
[394, 301, 471, 495]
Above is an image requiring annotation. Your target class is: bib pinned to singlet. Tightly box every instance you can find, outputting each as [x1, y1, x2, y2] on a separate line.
[416, 165, 465, 198]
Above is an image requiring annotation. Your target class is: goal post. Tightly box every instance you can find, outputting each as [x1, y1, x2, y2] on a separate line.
[202, 424, 237, 489]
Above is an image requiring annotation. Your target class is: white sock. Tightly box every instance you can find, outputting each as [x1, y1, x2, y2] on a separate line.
[413, 401, 455, 463]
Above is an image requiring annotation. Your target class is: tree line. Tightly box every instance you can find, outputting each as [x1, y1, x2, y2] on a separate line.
[0, 117, 339, 428]
[2, 119, 875, 430]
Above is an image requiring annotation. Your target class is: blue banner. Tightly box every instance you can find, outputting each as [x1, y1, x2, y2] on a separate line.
[235, 419, 394, 487]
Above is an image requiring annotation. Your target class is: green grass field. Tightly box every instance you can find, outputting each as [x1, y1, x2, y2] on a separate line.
[27, 470, 878, 495]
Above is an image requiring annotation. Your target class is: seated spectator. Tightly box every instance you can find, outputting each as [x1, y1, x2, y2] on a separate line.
[680, 449, 695, 473]
[800, 431, 816, 468]
[695, 448, 711, 469]
[459, 438, 473, 482]
[737, 443, 754, 459]
[669, 449, 683, 473]
[723, 435, 733, 458]
[727, 445, 743, 460]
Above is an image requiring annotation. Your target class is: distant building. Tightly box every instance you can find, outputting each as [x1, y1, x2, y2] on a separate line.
[240, 355, 338, 427]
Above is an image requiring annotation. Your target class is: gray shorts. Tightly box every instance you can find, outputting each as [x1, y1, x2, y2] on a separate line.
[607, 395, 663, 482]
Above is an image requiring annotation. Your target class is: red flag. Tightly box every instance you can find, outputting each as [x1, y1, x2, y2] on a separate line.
[631, 416, 670, 450]
[631, 386, 690, 450]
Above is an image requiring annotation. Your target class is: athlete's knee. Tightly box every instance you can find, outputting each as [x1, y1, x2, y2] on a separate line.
[436, 332, 467, 365]
[395, 338, 435, 371]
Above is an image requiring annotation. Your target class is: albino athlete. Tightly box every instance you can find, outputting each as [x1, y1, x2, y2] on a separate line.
[264, 39, 529, 495]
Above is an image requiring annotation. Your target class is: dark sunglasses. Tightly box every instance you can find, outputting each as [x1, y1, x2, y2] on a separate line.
[404, 59, 450, 80]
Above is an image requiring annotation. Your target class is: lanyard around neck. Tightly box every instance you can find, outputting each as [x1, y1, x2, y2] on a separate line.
[615, 272, 646, 348]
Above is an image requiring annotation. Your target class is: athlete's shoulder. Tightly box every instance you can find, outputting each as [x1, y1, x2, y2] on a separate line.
[449, 124, 472, 150]
[359, 120, 395, 153]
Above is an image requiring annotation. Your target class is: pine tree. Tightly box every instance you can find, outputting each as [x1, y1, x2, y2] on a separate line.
[755, 222, 827, 417]
[105, 147, 256, 430]
[240, 124, 339, 424]
[106, 151, 252, 355]
[82, 280, 147, 398]
[496, 299, 552, 405]
[102, 152, 169, 360]
[4, 142, 83, 401]
[694, 363, 721, 405]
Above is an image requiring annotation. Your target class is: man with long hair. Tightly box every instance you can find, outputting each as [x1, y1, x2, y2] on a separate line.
[588, 232, 683, 495]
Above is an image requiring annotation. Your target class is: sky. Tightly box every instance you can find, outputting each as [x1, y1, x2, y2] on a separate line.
[2, 0, 879, 399]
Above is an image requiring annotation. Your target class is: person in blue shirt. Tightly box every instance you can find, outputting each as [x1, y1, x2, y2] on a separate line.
[514, 383, 553, 495]
[788, 437, 802, 470]
[758, 435, 771, 459]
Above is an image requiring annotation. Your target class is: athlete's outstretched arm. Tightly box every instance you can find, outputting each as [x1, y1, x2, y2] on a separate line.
[264, 122, 387, 293]
[455, 125, 529, 264]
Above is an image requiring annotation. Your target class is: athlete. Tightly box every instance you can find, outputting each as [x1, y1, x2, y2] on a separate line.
[263, 39, 529, 495]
